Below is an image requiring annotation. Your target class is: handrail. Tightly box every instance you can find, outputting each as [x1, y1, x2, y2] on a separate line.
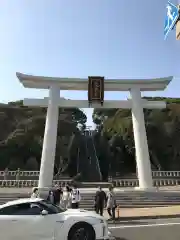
[90, 134, 102, 181]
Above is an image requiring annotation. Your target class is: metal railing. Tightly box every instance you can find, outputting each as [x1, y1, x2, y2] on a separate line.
[0, 171, 39, 177]
[0, 179, 179, 188]
[111, 179, 180, 187]
[90, 135, 102, 181]
[152, 171, 180, 177]
[1, 170, 180, 179]
[109, 171, 180, 180]
[0, 180, 71, 188]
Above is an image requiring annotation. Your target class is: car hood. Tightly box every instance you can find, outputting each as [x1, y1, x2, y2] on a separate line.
[63, 208, 104, 220]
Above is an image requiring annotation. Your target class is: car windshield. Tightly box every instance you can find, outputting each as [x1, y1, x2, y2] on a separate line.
[40, 200, 66, 213]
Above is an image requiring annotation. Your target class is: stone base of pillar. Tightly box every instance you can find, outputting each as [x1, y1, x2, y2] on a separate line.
[134, 186, 157, 192]
[38, 187, 51, 199]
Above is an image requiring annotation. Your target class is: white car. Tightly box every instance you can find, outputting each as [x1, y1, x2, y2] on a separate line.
[0, 198, 115, 240]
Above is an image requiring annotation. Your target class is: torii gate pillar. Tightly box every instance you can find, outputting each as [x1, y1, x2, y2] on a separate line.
[131, 88, 153, 189]
[38, 86, 60, 190]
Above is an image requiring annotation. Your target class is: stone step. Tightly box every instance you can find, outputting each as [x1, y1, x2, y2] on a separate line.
[2, 196, 180, 201]
[1, 197, 180, 203]
[81, 194, 180, 198]
[1, 198, 180, 207]
[1, 194, 180, 200]
[79, 204, 180, 209]
[81, 198, 180, 202]
[0, 196, 180, 203]
[0, 199, 180, 209]
[82, 196, 180, 200]
[1, 191, 180, 210]
[81, 194, 180, 197]
[81, 199, 180, 202]
[1, 192, 180, 198]
[80, 201, 180, 206]
[1, 195, 180, 200]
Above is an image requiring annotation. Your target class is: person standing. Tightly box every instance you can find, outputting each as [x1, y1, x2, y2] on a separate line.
[16, 168, 21, 181]
[94, 186, 106, 216]
[4, 168, 9, 180]
[106, 186, 117, 220]
[62, 186, 71, 209]
[70, 185, 81, 209]
[47, 190, 54, 204]
[31, 188, 39, 198]
[53, 185, 63, 205]
[67, 184, 72, 193]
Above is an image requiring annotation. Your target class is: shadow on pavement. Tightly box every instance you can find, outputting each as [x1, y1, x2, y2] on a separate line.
[109, 214, 180, 222]
[114, 220, 149, 225]
[115, 238, 129, 240]
[108, 219, 150, 226]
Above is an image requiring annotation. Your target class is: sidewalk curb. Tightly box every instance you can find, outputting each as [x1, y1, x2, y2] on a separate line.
[107, 214, 180, 223]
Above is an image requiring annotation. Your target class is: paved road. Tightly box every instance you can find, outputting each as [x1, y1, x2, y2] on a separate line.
[109, 218, 180, 240]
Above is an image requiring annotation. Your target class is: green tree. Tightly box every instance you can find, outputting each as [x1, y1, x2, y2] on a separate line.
[93, 98, 180, 175]
[0, 101, 87, 175]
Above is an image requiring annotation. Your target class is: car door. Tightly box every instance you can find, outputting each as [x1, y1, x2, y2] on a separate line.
[0, 202, 57, 240]
[34, 201, 65, 240]
[11, 202, 58, 240]
[0, 205, 26, 240]
[0, 215, 19, 240]
[14, 215, 57, 240]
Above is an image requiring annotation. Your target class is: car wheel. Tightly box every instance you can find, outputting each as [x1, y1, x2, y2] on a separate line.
[68, 223, 95, 240]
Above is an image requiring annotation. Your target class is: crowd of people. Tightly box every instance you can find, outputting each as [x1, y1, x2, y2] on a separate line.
[31, 184, 81, 209]
[31, 184, 117, 219]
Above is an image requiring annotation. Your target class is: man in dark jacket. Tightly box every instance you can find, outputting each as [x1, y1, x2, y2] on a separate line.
[94, 186, 106, 216]
[53, 185, 63, 205]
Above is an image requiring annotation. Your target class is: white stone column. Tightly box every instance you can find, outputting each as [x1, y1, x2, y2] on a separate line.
[130, 88, 153, 190]
[38, 86, 59, 191]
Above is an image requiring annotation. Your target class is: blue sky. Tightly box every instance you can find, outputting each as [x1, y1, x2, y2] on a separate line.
[0, 0, 179, 127]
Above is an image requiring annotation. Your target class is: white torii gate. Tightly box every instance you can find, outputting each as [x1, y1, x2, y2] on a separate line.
[16, 72, 173, 191]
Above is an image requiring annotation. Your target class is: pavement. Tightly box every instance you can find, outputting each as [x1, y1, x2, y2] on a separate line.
[86, 205, 180, 222]
[106, 205, 180, 221]
[109, 218, 180, 240]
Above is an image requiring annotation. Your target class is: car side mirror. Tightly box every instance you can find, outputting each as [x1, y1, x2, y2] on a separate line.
[41, 210, 48, 216]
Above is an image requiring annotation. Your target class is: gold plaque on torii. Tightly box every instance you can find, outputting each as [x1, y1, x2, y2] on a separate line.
[88, 76, 104, 106]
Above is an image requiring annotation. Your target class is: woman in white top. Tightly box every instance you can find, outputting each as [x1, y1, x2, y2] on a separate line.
[106, 186, 117, 220]
[61, 186, 71, 209]
[70, 186, 81, 209]
[31, 187, 39, 198]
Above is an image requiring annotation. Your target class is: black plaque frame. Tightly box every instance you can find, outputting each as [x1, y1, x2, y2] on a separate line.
[88, 76, 104, 106]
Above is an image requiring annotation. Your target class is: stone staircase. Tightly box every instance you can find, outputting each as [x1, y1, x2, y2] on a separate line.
[85, 135, 102, 181]
[80, 191, 180, 210]
[1, 190, 180, 210]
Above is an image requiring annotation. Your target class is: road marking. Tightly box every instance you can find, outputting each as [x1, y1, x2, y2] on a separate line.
[109, 222, 180, 229]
